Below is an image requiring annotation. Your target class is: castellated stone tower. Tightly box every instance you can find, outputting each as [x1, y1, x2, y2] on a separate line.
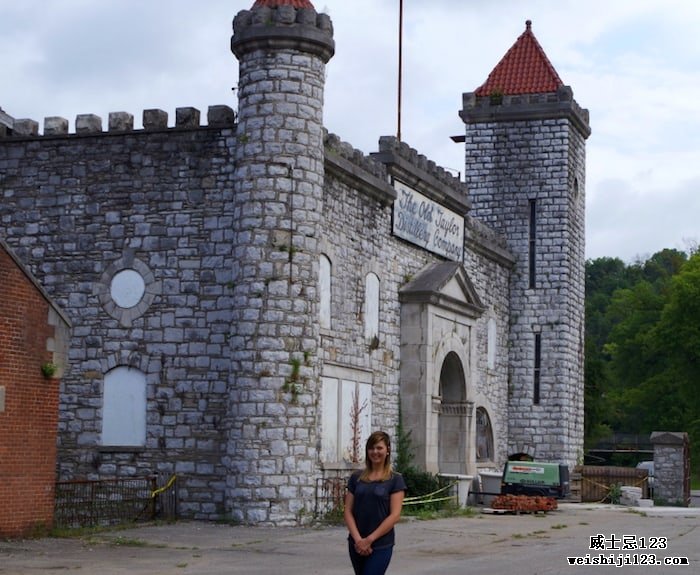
[228, 0, 334, 524]
[460, 21, 591, 467]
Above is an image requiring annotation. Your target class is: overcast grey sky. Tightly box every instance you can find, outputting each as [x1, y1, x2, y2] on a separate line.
[2, 0, 699, 262]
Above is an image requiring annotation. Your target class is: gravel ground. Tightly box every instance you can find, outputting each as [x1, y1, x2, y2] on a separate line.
[1, 503, 699, 575]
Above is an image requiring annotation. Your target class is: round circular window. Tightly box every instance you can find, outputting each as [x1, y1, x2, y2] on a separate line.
[110, 269, 146, 308]
[96, 254, 160, 327]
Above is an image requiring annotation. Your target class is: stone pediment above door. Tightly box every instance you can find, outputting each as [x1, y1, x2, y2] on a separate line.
[399, 261, 485, 319]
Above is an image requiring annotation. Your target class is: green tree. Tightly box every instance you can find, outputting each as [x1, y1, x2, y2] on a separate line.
[652, 253, 700, 458]
[584, 249, 699, 475]
[584, 257, 639, 447]
[584, 250, 693, 456]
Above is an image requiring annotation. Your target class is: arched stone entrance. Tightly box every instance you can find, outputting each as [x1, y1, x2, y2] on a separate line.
[438, 352, 468, 474]
[399, 262, 484, 474]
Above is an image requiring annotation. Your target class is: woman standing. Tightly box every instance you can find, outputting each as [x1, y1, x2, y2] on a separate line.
[344, 431, 407, 575]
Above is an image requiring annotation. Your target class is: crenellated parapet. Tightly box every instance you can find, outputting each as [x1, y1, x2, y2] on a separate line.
[461, 85, 591, 139]
[371, 136, 471, 215]
[0, 105, 235, 138]
[324, 130, 395, 206]
[231, 3, 334, 62]
[377, 136, 467, 191]
[324, 131, 387, 180]
[464, 214, 514, 268]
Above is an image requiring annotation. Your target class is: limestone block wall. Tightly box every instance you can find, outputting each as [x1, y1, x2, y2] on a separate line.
[652, 432, 690, 506]
[0, 108, 237, 519]
[321, 135, 433, 447]
[227, 3, 335, 524]
[321, 134, 514, 472]
[462, 215, 514, 468]
[464, 111, 586, 466]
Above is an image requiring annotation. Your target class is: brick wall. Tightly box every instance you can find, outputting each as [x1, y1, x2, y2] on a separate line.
[0, 245, 60, 538]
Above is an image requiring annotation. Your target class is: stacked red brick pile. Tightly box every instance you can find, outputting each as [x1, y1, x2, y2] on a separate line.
[492, 494, 558, 512]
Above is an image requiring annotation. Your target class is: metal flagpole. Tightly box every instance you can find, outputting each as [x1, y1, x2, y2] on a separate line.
[397, 0, 403, 141]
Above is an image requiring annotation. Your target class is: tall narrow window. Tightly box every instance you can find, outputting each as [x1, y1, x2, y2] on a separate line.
[319, 255, 331, 330]
[487, 317, 497, 370]
[533, 333, 541, 405]
[364, 273, 380, 342]
[528, 199, 537, 289]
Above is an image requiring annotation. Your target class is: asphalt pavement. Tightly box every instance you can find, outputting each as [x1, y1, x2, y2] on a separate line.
[1, 503, 699, 575]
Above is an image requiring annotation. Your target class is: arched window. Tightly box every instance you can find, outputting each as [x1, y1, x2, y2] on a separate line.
[102, 366, 146, 446]
[364, 272, 380, 341]
[476, 407, 494, 462]
[319, 255, 331, 330]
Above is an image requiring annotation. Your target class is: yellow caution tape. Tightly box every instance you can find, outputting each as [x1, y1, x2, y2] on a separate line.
[151, 474, 177, 498]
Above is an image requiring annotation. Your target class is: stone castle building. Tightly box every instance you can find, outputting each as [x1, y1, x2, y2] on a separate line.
[0, 0, 589, 524]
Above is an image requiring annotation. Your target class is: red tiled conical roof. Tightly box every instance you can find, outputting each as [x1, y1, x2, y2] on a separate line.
[252, 0, 315, 8]
[475, 20, 563, 96]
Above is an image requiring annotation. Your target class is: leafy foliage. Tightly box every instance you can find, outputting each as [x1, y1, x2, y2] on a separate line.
[584, 249, 700, 474]
[395, 405, 447, 511]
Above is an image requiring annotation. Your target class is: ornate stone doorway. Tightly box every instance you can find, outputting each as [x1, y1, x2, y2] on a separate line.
[399, 262, 484, 474]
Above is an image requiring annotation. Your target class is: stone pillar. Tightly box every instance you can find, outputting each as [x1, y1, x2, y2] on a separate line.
[651, 431, 690, 506]
[227, 1, 334, 524]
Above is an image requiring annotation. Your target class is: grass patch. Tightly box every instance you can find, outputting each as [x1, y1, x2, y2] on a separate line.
[404, 505, 478, 521]
[108, 536, 158, 548]
[50, 522, 141, 539]
[231, 540, 265, 548]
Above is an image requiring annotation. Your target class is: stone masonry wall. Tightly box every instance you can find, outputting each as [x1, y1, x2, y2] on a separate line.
[462, 216, 514, 468]
[322, 133, 514, 471]
[464, 116, 586, 466]
[321, 135, 430, 441]
[0, 107, 516, 522]
[227, 4, 334, 524]
[0, 110, 237, 520]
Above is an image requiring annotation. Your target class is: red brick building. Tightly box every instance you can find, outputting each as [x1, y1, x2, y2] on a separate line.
[0, 239, 70, 538]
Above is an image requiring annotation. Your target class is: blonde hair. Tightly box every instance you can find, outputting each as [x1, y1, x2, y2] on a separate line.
[359, 431, 393, 482]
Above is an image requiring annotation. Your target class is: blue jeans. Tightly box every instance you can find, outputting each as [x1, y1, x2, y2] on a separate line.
[348, 541, 394, 575]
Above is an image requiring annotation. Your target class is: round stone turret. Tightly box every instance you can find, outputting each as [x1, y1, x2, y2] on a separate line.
[226, 2, 334, 525]
[231, 1, 334, 64]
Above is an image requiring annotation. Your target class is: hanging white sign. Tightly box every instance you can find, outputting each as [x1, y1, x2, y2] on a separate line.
[392, 180, 464, 262]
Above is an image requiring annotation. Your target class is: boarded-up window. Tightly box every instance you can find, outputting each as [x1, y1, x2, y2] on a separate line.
[102, 367, 146, 446]
[364, 272, 380, 341]
[321, 372, 372, 463]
